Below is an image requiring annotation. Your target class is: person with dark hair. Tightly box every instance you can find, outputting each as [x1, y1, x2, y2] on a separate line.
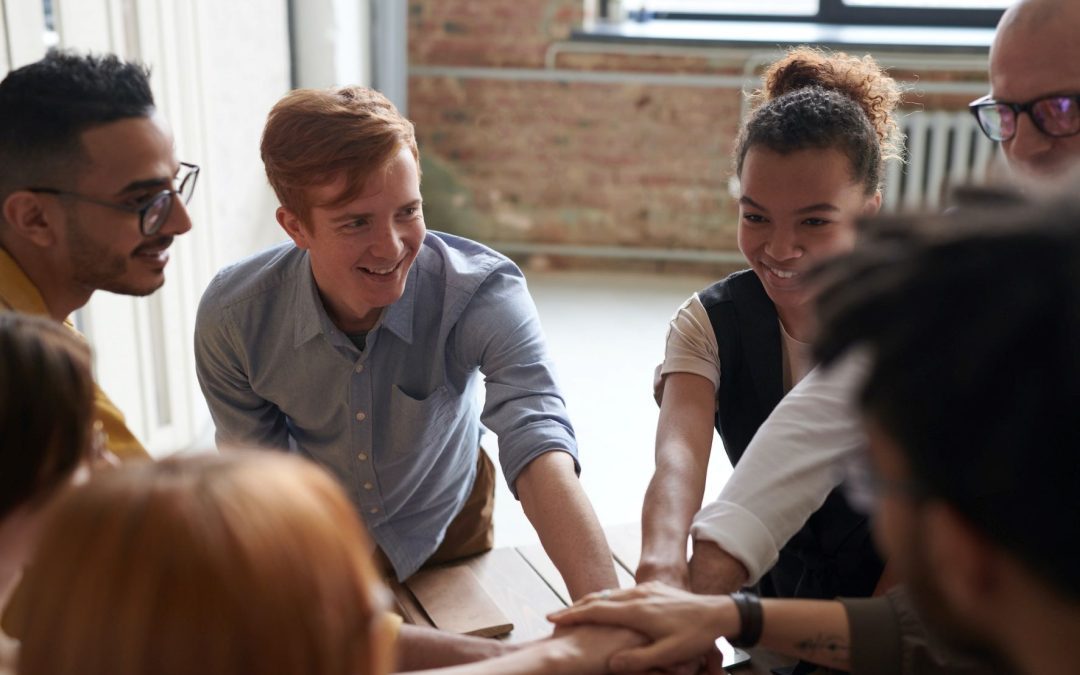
[0, 50, 197, 459]
[552, 190, 1078, 674]
[638, 47, 899, 606]
[0, 312, 99, 672]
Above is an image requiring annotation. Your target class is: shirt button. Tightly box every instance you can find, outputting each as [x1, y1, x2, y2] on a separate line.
[369, 507, 380, 514]
[357, 453, 368, 461]
[363, 482, 374, 490]
[355, 411, 366, 422]
[355, 363, 364, 373]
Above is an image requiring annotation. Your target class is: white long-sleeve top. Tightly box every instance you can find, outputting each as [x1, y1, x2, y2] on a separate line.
[690, 351, 871, 584]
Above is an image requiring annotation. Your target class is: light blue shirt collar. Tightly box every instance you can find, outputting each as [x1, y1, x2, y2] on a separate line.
[292, 251, 417, 347]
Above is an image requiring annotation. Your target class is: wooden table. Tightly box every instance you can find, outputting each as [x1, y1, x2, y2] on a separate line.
[390, 523, 797, 674]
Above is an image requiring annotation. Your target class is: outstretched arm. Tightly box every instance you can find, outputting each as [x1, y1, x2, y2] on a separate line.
[405, 625, 647, 675]
[516, 451, 619, 599]
[638, 372, 717, 588]
[394, 625, 514, 671]
[459, 269, 617, 599]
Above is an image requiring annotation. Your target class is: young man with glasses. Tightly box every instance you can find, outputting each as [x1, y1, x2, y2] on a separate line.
[0, 51, 197, 459]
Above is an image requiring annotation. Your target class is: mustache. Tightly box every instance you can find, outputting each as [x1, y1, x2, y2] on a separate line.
[132, 236, 174, 255]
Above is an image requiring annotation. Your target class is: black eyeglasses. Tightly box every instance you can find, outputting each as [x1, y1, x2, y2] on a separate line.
[969, 93, 1080, 143]
[27, 162, 200, 236]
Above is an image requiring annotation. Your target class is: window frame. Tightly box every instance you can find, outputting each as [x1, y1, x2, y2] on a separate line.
[614, 0, 1007, 28]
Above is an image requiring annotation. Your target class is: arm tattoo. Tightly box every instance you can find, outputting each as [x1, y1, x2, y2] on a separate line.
[794, 633, 850, 662]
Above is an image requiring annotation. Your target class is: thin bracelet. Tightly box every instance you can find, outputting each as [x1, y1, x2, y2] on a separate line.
[729, 591, 764, 648]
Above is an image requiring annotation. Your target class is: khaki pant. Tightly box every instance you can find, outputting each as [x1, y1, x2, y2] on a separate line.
[375, 449, 495, 577]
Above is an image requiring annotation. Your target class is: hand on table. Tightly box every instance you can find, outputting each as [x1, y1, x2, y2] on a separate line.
[547, 581, 736, 673]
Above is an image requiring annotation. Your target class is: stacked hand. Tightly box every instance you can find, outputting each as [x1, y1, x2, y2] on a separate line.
[547, 581, 738, 674]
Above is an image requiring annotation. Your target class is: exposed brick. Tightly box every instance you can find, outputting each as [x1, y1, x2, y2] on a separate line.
[409, 0, 990, 262]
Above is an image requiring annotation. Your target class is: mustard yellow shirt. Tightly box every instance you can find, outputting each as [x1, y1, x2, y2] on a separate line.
[0, 247, 148, 460]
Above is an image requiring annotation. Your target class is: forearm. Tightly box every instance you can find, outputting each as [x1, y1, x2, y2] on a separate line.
[408, 626, 646, 675]
[640, 373, 717, 581]
[394, 625, 511, 671]
[638, 457, 706, 579]
[759, 599, 852, 672]
[688, 539, 749, 594]
[517, 452, 618, 599]
[406, 642, 560, 675]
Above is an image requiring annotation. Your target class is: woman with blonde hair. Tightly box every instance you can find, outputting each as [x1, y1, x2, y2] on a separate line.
[17, 451, 641, 675]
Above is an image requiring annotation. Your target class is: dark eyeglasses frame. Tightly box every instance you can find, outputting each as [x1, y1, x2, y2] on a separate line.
[26, 162, 200, 237]
[968, 93, 1080, 142]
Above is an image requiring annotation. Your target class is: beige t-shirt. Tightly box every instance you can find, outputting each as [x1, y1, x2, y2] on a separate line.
[654, 292, 813, 401]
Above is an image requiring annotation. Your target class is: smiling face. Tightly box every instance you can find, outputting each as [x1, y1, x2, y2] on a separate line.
[737, 146, 879, 332]
[56, 113, 193, 297]
[279, 147, 424, 333]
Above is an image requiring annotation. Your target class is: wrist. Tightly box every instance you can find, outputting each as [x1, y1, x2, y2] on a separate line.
[708, 594, 741, 640]
[728, 591, 764, 648]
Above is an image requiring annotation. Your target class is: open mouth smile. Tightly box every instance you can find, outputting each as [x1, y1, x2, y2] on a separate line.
[763, 263, 800, 280]
[358, 258, 404, 277]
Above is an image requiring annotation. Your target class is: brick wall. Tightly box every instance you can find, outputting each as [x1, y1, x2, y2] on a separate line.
[408, 0, 991, 268]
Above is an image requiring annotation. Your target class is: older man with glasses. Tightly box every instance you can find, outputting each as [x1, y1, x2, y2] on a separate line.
[607, 0, 1080, 673]
[0, 50, 196, 459]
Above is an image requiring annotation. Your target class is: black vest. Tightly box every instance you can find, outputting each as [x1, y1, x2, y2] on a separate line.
[701, 269, 883, 600]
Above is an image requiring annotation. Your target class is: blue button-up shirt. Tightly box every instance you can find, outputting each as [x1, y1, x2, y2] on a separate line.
[195, 232, 578, 579]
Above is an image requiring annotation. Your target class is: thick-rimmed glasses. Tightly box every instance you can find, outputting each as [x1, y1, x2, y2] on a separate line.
[27, 162, 200, 236]
[969, 93, 1080, 142]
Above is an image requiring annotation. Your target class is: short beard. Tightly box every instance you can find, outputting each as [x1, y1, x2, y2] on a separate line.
[64, 211, 160, 297]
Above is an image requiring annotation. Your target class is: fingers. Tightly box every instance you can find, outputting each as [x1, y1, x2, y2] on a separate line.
[577, 585, 648, 606]
[548, 601, 633, 627]
[608, 638, 703, 674]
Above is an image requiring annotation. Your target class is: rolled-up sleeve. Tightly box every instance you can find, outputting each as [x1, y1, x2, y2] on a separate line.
[455, 268, 577, 496]
[842, 587, 1000, 675]
[690, 352, 868, 583]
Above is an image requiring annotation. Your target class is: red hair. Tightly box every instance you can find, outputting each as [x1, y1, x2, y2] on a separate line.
[261, 86, 420, 222]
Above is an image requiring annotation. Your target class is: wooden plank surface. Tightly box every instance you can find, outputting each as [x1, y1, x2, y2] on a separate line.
[407, 565, 513, 637]
[516, 544, 637, 606]
[461, 547, 566, 643]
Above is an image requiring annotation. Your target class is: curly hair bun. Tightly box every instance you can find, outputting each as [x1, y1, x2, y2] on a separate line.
[757, 47, 902, 159]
